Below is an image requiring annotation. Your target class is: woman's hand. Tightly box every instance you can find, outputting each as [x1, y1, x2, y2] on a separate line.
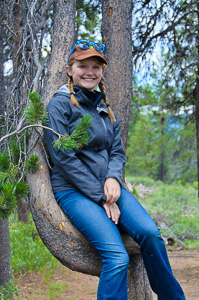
[103, 202, 121, 225]
[104, 178, 121, 204]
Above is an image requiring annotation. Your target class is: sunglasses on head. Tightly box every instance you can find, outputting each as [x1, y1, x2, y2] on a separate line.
[68, 40, 106, 63]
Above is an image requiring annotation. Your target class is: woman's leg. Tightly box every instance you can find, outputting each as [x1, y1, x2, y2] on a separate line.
[117, 187, 186, 300]
[55, 190, 129, 300]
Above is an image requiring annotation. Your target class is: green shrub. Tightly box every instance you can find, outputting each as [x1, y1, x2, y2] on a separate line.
[127, 179, 199, 249]
[126, 176, 157, 187]
[9, 215, 58, 274]
[0, 278, 18, 300]
[165, 209, 199, 240]
[161, 208, 199, 248]
[143, 183, 198, 212]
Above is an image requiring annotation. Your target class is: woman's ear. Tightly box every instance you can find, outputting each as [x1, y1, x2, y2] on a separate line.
[66, 65, 71, 76]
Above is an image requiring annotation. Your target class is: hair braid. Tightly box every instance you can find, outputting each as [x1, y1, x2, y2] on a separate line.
[67, 76, 79, 107]
[99, 76, 116, 122]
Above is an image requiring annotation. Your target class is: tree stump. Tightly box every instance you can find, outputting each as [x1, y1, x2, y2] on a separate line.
[27, 137, 153, 299]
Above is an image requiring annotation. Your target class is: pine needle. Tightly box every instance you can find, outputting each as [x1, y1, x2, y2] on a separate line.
[53, 114, 93, 151]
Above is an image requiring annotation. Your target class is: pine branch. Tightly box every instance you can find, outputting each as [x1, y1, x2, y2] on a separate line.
[0, 124, 59, 144]
[0, 91, 93, 218]
[53, 114, 93, 151]
[1, 92, 93, 153]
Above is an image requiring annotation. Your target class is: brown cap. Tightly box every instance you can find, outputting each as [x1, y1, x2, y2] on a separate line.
[69, 45, 107, 65]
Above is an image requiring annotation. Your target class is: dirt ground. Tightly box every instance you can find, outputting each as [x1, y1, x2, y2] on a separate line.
[14, 248, 199, 300]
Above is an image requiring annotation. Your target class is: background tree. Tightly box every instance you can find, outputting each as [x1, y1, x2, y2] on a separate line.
[126, 84, 197, 183]
[0, 0, 12, 293]
[0, 1, 4, 119]
[0, 0, 101, 293]
[102, 0, 133, 150]
[75, 0, 101, 41]
[0, 0, 54, 294]
[132, 0, 199, 196]
[100, 0, 152, 297]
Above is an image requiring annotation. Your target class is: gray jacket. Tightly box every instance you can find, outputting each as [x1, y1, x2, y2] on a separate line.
[44, 84, 126, 205]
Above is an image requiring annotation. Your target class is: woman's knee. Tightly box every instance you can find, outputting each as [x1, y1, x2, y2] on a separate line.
[134, 220, 161, 244]
[141, 226, 163, 248]
[120, 251, 130, 268]
[107, 250, 129, 271]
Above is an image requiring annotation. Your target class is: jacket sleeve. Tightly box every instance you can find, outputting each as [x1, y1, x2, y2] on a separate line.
[105, 114, 127, 186]
[44, 96, 105, 205]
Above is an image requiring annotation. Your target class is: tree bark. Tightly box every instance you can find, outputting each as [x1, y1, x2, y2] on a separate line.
[27, 141, 153, 299]
[17, 198, 30, 224]
[196, 0, 199, 200]
[27, 140, 141, 272]
[12, 0, 23, 80]
[101, 0, 152, 297]
[101, 0, 133, 151]
[0, 1, 12, 293]
[42, 0, 76, 103]
[0, 0, 5, 123]
[0, 219, 11, 290]
[128, 255, 153, 299]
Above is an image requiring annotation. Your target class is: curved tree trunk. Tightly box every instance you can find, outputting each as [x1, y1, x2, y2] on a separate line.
[27, 140, 152, 299]
[27, 140, 141, 274]
[27, 0, 153, 298]
[28, 138, 152, 298]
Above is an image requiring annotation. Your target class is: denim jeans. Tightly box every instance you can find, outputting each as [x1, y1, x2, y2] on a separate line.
[55, 187, 185, 300]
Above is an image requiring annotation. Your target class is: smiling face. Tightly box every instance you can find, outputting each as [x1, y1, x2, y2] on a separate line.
[66, 57, 105, 91]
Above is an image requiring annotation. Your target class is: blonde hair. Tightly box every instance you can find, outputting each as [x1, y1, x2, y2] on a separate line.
[67, 76, 79, 107]
[67, 60, 116, 122]
[98, 75, 116, 122]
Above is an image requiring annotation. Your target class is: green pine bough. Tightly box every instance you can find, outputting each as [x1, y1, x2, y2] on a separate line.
[0, 92, 93, 219]
[0, 158, 30, 219]
[53, 114, 92, 151]
[24, 92, 93, 151]
[23, 92, 49, 125]
[23, 92, 93, 151]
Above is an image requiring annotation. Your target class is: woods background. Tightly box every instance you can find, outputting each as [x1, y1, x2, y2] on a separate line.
[0, 0, 199, 299]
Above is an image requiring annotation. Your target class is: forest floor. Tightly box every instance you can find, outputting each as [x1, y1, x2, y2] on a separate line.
[13, 248, 199, 300]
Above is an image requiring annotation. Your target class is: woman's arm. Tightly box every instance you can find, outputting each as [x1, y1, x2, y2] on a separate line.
[45, 97, 105, 205]
[105, 115, 126, 186]
[103, 114, 126, 204]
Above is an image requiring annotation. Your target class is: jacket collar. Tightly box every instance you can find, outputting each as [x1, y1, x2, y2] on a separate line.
[57, 84, 108, 113]
[74, 85, 105, 106]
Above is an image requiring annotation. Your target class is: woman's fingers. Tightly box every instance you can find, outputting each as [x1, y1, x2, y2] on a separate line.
[103, 202, 121, 224]
[104, 178, 121, 204]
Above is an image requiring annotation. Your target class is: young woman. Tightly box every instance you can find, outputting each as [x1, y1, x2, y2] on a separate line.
[44, 40, 186, 300]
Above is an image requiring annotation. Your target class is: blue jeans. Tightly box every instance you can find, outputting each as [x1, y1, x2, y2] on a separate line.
[55, 187, 185, 300]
